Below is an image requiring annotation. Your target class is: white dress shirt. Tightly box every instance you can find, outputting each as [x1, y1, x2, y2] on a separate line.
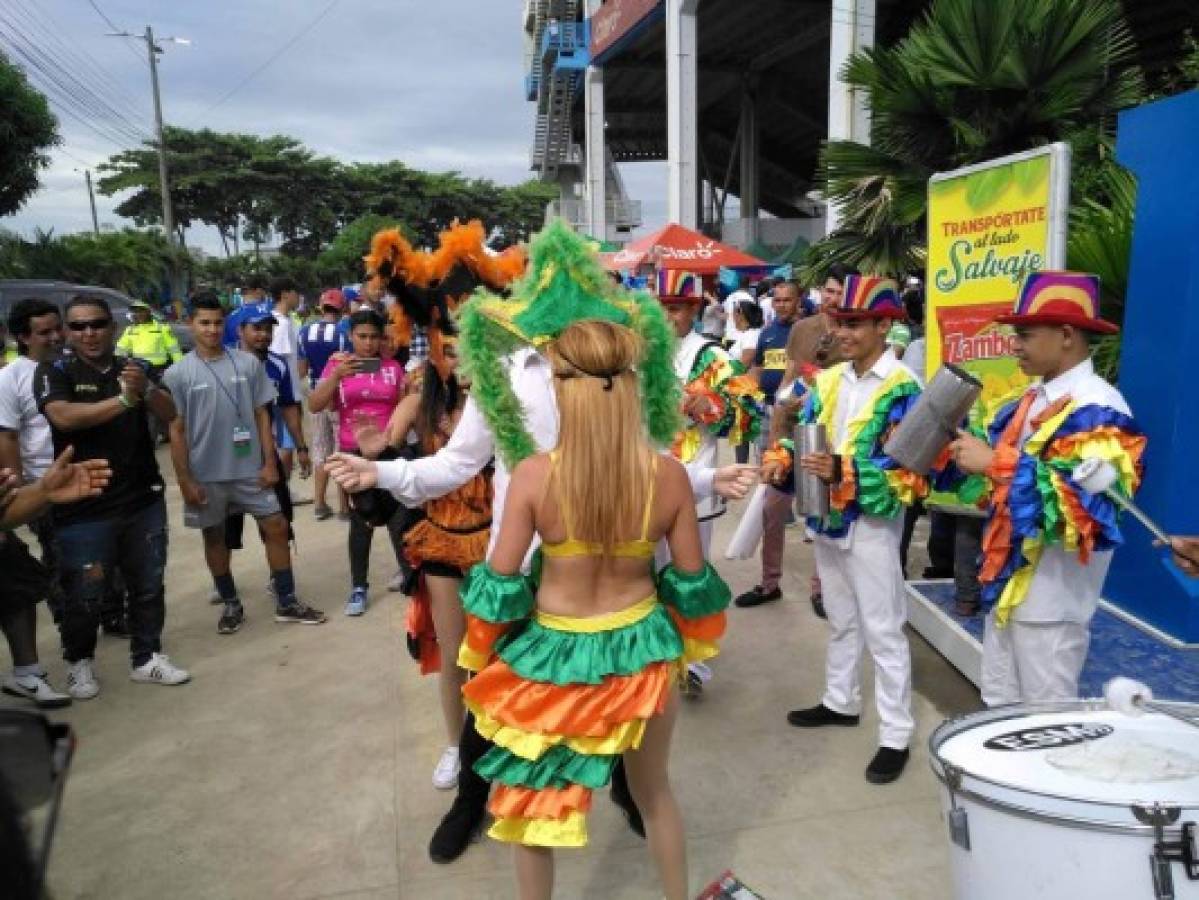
[1012, 358, 1132, 624]
[375, 348, 717, 557]
[820, 348, 915, 549]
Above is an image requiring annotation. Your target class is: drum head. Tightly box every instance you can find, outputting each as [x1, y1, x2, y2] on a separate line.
[933, 703, 1199, 807]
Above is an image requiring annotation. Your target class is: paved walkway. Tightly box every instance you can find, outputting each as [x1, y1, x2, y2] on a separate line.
[12, 451, 980, 899]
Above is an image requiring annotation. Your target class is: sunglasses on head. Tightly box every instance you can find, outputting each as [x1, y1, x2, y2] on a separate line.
[67, 318, 111, 332]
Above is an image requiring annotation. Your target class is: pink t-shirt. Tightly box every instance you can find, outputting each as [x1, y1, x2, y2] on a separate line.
[321, 355, 405, 450]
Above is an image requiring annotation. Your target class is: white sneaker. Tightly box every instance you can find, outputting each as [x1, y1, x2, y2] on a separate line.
[66, 658, 100, 700]
[387, 570, 405, 592]
[432, 745, 461, 790]
[2, 672, 72, 708]
[130, 653, 191, 686]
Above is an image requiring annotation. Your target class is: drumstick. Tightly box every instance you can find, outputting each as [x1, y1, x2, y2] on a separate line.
[1072, 459, 1199, 574]
[1104, 677, 1199, 730]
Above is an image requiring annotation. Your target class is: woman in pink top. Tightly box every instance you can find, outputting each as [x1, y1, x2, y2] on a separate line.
[309, 309, 406, 616]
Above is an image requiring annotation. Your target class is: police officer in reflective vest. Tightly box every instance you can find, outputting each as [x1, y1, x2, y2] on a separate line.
[116, 300, 183, 377]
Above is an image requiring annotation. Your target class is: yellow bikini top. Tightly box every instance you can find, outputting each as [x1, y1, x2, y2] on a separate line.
[540, 453, 658, 560]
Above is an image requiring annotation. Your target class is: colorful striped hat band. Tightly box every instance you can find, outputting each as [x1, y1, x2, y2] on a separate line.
[656, 269, 702, 302]
[830, 275, 904, 319]
[996, 270, 1117, 334]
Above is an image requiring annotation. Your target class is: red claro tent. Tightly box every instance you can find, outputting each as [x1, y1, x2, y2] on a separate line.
[600, 223, 765, 274]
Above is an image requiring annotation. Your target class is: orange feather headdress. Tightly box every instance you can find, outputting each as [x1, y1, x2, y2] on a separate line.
[363, 220, 526, 371]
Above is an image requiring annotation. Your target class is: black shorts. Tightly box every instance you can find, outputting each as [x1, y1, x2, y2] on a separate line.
[421, 561, 463, 579]
[0, 534, 49, 613]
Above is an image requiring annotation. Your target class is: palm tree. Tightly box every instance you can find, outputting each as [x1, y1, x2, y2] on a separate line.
[805, 0, 1145, 278]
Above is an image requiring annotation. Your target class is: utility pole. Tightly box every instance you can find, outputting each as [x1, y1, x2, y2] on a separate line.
[145, 26, 174, 245]
[84, 170, 99, 234]
[107, 27, 188, 245]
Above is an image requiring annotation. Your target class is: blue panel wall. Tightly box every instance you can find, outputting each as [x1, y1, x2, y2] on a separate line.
[1107, 91, 1199, 642]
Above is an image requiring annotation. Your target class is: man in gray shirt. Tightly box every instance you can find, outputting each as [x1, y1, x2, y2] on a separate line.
[164, 292, 325, 635]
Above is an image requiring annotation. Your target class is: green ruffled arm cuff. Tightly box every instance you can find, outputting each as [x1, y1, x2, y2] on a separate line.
[657, 562, 731, 619]
[852, 459, 904, 519]
[460, 563, 536, 624]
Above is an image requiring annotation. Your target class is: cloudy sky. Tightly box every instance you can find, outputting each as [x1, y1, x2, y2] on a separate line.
[1, 0, 667, 252]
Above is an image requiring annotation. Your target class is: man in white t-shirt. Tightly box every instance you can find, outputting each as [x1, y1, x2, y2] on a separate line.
[267, 277, 303, 481]
[0, 297, 71, 707]
[723, 275, 755, 347]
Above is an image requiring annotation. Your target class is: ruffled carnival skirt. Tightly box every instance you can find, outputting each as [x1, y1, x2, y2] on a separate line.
[456, 560, 731, 848]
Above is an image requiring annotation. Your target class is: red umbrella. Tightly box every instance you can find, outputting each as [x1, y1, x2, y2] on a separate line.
[601, 223, 765, 274]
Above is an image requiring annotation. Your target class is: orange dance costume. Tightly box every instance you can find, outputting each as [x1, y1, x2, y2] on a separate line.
[455, 475, 731, 848]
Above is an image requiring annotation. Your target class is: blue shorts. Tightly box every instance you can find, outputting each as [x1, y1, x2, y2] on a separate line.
[274, 415, 296, 451]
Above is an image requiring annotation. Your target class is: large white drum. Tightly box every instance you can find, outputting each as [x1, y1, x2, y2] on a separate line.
[930, 702, 1199, 899]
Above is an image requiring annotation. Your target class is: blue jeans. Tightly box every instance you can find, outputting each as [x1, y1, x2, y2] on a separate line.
[56, 498, 168, 666]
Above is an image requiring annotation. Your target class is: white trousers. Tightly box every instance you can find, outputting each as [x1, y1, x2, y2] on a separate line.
[814, 519, 914, 750]
[980, 612, 1091, 707]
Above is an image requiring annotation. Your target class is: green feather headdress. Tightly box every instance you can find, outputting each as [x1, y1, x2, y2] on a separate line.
[459, 219, 682, 468]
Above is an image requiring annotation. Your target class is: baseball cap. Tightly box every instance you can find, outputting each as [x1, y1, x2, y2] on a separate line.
[319, 288, 346, 310]
[243, 308, 276, 326]
[129, 300, 153, 310]
[342, 286, 361, 303]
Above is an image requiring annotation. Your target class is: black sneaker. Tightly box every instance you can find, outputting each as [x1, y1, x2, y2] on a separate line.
[274, 602, 327, 625]
[428, 796, 486, 864]
[734, 585, 782, 608]
[218, 602, 244, 635]
[865, 746, 910, 784]
[786, 704, 860, 728]
[810, 591, 827, 619]
[609, 764, 646, 839]
[101, 614, 130, 638]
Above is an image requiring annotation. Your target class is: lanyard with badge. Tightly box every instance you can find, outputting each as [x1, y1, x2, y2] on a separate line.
[199, 352, 254, 458]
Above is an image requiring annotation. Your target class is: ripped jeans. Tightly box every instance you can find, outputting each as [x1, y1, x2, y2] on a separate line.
[56, 498, 168, 667]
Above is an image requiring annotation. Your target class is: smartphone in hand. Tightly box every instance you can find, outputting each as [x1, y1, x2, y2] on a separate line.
[357, 356, 382, 374]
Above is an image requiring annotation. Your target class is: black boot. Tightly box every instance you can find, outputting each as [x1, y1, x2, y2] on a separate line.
[429, 713, 490, 864]
[428, 796, 486, 864]
[609, 758, 645, 839]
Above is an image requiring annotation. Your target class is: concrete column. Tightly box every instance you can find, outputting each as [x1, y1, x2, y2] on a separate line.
[584, 66, 607, 240]
[666, 0, 701, 228]
[739, 86, 760, 247]
[826, 0, 876, 233]
[584, 0, 608, 240]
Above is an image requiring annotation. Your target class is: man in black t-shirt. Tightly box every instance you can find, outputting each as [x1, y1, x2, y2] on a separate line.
[34, 295, 190, 700]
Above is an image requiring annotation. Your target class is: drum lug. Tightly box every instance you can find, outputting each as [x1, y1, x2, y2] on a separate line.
[948, 807, 971, 851]
[1132, 805, 1197, 899]
[943, 764, 970, 851]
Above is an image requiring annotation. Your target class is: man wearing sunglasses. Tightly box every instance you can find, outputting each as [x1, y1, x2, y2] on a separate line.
[33, 295, 190, 700]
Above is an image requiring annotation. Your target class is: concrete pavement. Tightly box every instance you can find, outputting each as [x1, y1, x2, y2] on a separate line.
[10, 450, 981, 899]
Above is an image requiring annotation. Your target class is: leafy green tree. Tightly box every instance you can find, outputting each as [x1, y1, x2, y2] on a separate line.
[806, 0, 1145, 278]
[0, 50, 60, 217]
[317, 214, 411, 283]
[97, 126, 557, 261]
[0, 227, 189, 297]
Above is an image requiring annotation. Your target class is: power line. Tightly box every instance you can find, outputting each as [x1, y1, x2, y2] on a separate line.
[0, 33, 147, 149]
[6, 0, 152, 131]
[0, 21, 147, 149]
[0, 15, 149, 147]
[191, 0, 344, 122]
[86, 0, 150, 68]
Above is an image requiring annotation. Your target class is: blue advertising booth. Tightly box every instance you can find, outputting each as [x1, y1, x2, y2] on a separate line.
[1104, 90, 1199, 646]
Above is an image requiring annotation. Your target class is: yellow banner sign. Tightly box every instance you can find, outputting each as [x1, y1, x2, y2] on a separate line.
[925, 145, 1070, 424]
